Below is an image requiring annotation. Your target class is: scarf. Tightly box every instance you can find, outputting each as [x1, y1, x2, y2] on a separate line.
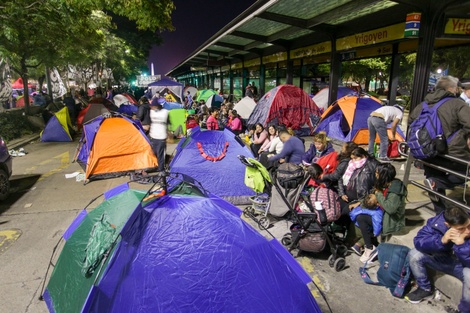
[342, 157, 367, 186]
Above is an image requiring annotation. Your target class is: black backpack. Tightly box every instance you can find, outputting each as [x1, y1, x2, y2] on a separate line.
[276, 163, 305, 189]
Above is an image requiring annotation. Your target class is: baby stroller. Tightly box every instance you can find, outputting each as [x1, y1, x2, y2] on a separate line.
[271, 163, 348, 271]
[238, 155, 273, 229]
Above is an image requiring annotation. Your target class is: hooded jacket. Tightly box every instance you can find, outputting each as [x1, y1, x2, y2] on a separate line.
[409, 88, 470, 161]
[414, 212, 470, 268]
[375, 179, 407, 235]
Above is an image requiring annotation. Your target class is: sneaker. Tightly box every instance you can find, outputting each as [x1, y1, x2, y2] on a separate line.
[360, 245, 378, 263]
[405, 287, 434, 304]
[378, 156, 392, 163]
[350, 244, 363, 256]
[424, 178, 439, 202]
[445, 305, 461, 313]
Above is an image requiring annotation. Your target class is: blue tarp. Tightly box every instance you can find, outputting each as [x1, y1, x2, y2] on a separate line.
[170, 127, 255, 204]
[83, 190, 321, 313]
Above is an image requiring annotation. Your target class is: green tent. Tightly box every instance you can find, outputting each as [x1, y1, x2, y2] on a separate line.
[168, 108, 187, 136]
[195, 89, 217, 102]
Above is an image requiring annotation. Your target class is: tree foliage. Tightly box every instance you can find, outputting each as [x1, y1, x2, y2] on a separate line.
[0, 0, 175, 111]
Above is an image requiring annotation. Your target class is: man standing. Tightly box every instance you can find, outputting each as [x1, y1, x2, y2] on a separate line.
[149, 98, 169, 172]
[409, 76, 470, 214]
[367, 104, 403, 162]
[460, 81, 470, 105]
[406, 207, 470, 313]
[185, 90, 193, 109]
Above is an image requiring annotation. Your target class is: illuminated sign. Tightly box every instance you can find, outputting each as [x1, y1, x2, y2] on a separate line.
[262, 52, 287, 64]
[290, 42, 332, 59]
[445, 18, 470, 35]
[404, 13, 421, 38]
[245, 58, 261, 68]
[136, 75, 161, 87]
[337, 23, 405, 50]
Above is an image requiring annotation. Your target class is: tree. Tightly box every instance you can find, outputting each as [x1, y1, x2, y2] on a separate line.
[0, 0, 175, 112]
[342, 57, 390, 93]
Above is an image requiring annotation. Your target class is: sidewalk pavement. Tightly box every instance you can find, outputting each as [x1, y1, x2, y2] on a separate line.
[5, 132, 41, 151]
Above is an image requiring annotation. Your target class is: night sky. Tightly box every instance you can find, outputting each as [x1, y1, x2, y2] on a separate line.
[148, 0, 256, 76]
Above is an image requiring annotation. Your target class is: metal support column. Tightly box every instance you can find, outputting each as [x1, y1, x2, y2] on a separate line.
[387, 43, 400, 106]
[259, 61, 266, 98]
[328, 39, 340, 107]
[286, 50, 293, 85]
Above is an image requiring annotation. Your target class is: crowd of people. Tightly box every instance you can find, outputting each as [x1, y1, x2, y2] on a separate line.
[26, 77, 470, 313]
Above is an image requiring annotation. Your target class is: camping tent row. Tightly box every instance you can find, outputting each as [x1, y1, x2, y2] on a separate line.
[43, 180, 322, 313]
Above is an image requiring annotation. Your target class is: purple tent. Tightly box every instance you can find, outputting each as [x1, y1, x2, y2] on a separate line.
[170, 127, 255, 204]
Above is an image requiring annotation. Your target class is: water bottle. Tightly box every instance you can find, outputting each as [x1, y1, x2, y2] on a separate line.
[315, 201, 328, 225]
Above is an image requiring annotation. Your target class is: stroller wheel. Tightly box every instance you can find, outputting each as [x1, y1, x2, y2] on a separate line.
[258, 217, 270, 230]
[328, 254, 335, 267]
[281, 233, 292, 246]
[337, 245, 348, 258]
[243, 206, 254, 218]
[334, 258, 346, 272]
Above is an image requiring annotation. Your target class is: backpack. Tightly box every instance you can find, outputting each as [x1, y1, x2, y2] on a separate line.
[276, 163, 305, 189]
[310, 187, 341, 225]
[359, 243, 412, 298]
[290, 223, 326, 253]
[408, 98, 454, 159]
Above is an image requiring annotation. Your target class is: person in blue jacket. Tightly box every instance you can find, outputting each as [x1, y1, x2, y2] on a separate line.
[406, 207, 470, 313]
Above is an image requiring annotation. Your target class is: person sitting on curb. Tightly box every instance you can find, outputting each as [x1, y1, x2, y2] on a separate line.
[406, 207, 470, 313]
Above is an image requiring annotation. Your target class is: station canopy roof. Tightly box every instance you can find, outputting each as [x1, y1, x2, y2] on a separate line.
[167, 0, 470, 77]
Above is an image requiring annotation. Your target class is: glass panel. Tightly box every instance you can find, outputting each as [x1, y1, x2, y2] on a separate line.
[237, 17, 290, 36]
[267, 0, 352, 19]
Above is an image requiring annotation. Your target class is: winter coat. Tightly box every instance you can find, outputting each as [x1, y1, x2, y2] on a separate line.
[321, 157, 350, 187]
[338, 157, 378, 202]
[302, 141, 335, 165]
[409, 88, 470, 161]
[414, 212, 470, 268]
[349, 206, 384, 236]
[375, 179, 407, 235]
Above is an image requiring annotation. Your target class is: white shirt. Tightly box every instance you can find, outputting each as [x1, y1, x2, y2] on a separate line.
[268, 136, 284, 154]
[460, 92, 470, 105]
[149, 108, 169, 140]
[373, 106, 403, 124]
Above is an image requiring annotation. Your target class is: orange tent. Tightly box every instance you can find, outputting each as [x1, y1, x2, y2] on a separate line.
[315, 95, 405, 144]
[75, 115, 157, 181]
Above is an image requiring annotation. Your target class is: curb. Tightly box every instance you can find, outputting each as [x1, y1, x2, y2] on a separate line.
[7, 134, 41, 150]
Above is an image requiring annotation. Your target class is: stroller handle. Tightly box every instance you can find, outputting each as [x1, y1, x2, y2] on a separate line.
[237, 155, 256, 168]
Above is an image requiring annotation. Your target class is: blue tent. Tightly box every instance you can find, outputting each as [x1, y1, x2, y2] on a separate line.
[163, 101, 184, 110]
[43, 181, 321, 313]
[170, 127, 255, 204]
[117, 104, 138, 116]
[315, 95, 406, 144]
[41, 107, 74, 142]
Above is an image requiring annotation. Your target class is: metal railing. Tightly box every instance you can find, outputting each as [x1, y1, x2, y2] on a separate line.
[399, 142, 470, 211]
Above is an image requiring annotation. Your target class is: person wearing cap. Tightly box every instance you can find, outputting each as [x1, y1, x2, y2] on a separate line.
[149, 98, 169, 172]
[367, 104, 403, 162]
[460, 80, 470, 105]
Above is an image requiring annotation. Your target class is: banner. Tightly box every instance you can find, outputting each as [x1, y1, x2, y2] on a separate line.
[429, 68, 448, 88]
[50, 68, 67, 99]
[0, 58, 12, 101]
